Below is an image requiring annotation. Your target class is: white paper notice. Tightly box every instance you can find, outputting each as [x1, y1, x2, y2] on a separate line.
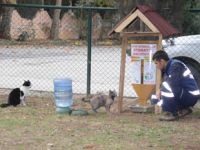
[143, 61, 156, 84]
[131, 60, 141, 84]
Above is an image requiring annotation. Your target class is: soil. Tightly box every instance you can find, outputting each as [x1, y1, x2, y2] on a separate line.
[0, 94, 200, 150]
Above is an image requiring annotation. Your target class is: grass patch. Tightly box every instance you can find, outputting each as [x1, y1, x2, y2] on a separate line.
[0, 98, 200, 150]
[0, 118, 28, 127]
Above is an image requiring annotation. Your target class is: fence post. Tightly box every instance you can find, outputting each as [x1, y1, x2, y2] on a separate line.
[87, 9, 92, 95]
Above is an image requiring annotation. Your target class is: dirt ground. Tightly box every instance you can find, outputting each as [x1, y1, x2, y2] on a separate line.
[0, 94, 200, 150]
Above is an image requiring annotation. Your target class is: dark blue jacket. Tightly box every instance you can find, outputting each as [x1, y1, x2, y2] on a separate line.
[161, 59, 200, 100]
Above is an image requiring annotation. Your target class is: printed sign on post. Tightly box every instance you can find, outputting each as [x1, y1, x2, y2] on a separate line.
[143, 59, 156, 84]
[131, 44, 157, 84]
[130, 60, 141, 84]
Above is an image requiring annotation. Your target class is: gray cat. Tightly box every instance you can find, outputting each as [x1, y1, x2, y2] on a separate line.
[82, 90, 117, 113]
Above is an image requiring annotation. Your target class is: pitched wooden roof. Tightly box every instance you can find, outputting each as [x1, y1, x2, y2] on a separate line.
[108, 5, 180, 38]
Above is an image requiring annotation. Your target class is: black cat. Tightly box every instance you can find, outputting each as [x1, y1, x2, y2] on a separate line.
[0, 80, 32, 108]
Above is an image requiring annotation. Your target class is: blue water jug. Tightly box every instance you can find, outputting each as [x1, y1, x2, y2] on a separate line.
[53, 78, 73, 113]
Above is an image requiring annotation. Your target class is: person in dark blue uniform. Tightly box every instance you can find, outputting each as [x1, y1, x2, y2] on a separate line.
[151, 50, 200, 121]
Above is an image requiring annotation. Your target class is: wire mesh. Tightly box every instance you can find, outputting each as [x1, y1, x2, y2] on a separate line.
[0, 5, 135, 100]
[0, 5, 200, 101]
[163, 35, 200, 88]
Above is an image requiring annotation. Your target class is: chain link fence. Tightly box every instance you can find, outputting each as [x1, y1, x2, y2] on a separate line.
[163, 34, 200, 88]
[0, 4, 137, 101]
[0, 4, 200, 101]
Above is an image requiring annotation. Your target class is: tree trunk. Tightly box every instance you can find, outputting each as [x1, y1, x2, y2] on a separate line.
[0, 7, 14, 39]
[118, 0, 140, 18]
[0, 0, 16, 39]
[50, 0, 62, 40]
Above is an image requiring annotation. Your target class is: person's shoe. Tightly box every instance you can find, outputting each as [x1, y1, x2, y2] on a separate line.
[159, 112, 179, 121]
[178, 108, 193, 118]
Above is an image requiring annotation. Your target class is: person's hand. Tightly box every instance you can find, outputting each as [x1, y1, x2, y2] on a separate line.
[156, 89, 161, 100]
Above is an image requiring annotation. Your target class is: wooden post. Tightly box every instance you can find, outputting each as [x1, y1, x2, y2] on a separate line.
[118, 32, 162, 112]
[155, 34, 163, 94]
[118, 35, 127, 113]
[141, 59, 144, 84]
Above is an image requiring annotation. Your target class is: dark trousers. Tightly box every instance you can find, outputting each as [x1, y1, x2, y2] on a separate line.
[151, 89, 198, 113]
[162, 89, 198, 113]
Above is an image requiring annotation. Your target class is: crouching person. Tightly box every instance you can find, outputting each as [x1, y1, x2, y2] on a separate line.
[151, 50, 200, 121]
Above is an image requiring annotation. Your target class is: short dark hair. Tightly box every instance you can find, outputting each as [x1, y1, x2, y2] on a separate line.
[152, 50, 169, 61]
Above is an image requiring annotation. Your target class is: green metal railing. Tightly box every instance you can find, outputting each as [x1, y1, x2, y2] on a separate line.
[189, 8, 200, 12]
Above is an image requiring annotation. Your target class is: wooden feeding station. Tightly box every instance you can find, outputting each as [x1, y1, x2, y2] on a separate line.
[108, 5, 180, 113]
